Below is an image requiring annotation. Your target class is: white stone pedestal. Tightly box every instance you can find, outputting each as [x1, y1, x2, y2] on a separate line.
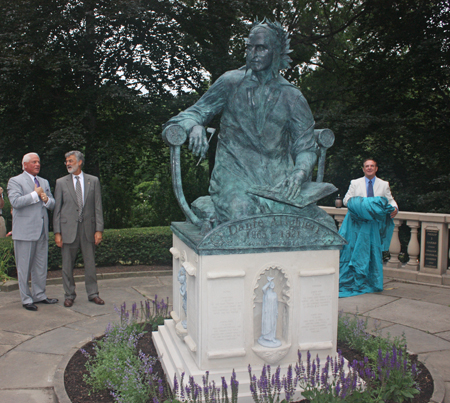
[153, 214, 345, 401]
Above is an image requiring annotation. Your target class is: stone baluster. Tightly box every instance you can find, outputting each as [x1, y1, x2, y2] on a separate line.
[335, 214, 345, 229]
[406, 221, 420, 271]
[386, 219, 402, 269]
[447, 223, 450, 273]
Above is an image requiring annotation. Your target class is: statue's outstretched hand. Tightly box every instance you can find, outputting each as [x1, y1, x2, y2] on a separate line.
[276, 170, 306, 201]
[189, 125, 209, 158]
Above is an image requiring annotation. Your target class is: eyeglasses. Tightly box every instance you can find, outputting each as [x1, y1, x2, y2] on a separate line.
[64, 159, 77, 165]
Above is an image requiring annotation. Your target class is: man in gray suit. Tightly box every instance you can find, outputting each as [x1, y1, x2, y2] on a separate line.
[7, 153, 58, 311]
[53, 151, 105, 307]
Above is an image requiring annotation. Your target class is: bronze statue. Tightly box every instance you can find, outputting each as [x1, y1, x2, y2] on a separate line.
[163, 20, 336, 231]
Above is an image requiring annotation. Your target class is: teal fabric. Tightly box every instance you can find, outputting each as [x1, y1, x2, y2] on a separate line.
[339, 196, 395, 298]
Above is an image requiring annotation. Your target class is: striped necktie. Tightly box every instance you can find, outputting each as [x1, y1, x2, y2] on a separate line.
[75, 176, 83, 221]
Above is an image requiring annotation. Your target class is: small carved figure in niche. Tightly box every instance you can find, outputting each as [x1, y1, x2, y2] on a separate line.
[178, 266, 187, 329]
[258, 276, 281, 347]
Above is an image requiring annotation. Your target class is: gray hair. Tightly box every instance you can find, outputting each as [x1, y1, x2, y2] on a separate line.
[65, 150, 85, 167]
[22, 152, 40, 170]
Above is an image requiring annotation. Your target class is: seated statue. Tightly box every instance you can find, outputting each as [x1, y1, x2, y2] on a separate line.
[163, 20, 336, 230]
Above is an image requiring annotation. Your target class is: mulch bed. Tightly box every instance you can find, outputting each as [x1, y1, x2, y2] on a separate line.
[65, 324, 434, 403]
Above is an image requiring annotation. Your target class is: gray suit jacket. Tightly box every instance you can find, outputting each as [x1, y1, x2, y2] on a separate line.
[343, 176, 398, 208]
[7, 172, 55, 241]
[53, 173, 104, 244]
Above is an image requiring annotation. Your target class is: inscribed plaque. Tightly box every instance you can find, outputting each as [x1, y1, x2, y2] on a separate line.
[207, 277, 245, 353]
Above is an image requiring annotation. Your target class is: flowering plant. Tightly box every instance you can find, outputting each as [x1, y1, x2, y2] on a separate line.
[82, 296, 171, 403]
[169, 370, 239, 403]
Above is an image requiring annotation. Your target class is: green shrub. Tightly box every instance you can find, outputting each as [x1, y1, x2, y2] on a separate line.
[0, 238, 15, 280]
[94, 226, 172, 268]
[1, 226, 173, 272]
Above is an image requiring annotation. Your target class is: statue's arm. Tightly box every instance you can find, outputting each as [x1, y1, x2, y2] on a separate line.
[278, 91, 318, 199]
[163, 73, 231, 156]
[289, 92, 318, 174]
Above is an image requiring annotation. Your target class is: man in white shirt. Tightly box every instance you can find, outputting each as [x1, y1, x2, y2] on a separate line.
[343, 159, 398, 218]
[339, 158, 398, 297]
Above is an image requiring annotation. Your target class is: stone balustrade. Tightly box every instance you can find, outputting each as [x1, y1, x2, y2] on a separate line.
[320, 206, 450, 286]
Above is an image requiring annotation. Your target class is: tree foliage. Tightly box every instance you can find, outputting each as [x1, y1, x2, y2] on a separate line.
[1, 0, 449, 229]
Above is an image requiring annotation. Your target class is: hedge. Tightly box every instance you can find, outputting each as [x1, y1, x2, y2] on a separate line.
[0, 226, 173, 274]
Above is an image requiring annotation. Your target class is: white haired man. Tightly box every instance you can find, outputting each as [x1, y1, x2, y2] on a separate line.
[53, 151, 104, 307]
[7, 153, 58, 311]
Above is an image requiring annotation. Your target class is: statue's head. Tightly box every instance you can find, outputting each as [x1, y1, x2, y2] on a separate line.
[246, 19, 292, 76]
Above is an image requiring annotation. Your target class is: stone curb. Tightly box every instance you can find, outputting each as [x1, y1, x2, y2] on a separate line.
[427, 360, 446, 403]
[54, 346, 78, 403]
[0, 270, 171, 292]
[0, 280, 19, 292]
[54, 326, 106, 403]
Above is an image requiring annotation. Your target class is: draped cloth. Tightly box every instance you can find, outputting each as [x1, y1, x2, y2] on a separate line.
[339, 196, 395, 298]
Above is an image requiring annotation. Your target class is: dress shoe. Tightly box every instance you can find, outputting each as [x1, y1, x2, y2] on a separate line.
[35, 298, 59, 304]
[23, 303, 38, 311]
[89, 296, 105, 305]
[64, 299, 74, 307]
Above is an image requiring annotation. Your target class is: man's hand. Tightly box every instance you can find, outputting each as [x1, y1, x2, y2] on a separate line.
[391, 207, 398, 218]
[55, 233, 63, 248]
[34, 184, 44, 197]
[188, 125, 209, 158]
[94, 231, 103, 245]
[40, 192, 49, 203]
[276, 170, 306, 201]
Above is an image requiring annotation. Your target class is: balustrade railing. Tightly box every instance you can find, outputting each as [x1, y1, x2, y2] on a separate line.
[320, 206, 450, 286]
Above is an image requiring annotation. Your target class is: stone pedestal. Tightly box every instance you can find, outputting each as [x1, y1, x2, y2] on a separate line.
[153, 214, 346, 401]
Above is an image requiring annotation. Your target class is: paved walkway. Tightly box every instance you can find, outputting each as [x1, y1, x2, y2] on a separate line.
[0, 274, 449, 402]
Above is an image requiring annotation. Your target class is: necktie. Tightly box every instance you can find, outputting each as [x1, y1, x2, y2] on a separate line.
[75, 176, 83, 221]
[367, 180, 374, 197]
[34, 177, 40, 187]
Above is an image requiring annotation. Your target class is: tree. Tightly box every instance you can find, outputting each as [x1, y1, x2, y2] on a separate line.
[310, 0, 450, 212]
[0, 0, 207, 227]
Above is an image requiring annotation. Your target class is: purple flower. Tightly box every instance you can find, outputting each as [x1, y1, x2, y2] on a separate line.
[173, 374, 179, 396]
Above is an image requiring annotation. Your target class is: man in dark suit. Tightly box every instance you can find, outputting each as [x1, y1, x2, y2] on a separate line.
[53, 151, 105, 307]
[7, 153, 58, 311]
